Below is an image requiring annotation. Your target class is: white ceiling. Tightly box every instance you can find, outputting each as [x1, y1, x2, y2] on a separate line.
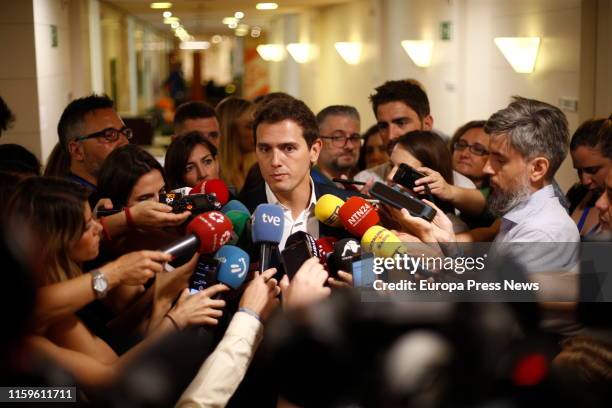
[103, 0, 352, 37]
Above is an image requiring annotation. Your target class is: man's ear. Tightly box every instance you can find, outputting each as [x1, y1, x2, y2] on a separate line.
[422, 115, 434, 131]
[310, 138, 322, 165]
[68, 140, 85, 162]
[529, 157, 549, 183]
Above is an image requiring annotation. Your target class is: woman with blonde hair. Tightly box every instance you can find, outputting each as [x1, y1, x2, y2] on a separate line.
[216, 96, 256, 192]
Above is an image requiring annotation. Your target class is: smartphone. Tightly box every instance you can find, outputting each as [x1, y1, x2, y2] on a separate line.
[332, 178, 367, 186]
[369, 182, 437, 222]
[351, 253, 376, 288]
[392, 163, 427, 191]
[281, 240, 314, 280]
[189, 256, 219, 294]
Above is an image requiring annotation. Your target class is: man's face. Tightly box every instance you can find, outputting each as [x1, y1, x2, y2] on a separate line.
[376, 101, 432, 147]
[256, 119, 321, 195]
[317, 114, 361, 174]
[571, 145, 612, 192]
[595, 169, 612, 231]
[483, 134, 532, 215]
[70, 108, 128, 179]
[178, 117, 220, 147]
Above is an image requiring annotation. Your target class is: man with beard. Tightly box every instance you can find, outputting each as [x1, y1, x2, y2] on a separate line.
[395, 97, 580, 273]
[313, 105, 361, 188]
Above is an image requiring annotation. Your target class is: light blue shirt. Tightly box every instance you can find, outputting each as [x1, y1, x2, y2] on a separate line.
[492, 184, 580, 273]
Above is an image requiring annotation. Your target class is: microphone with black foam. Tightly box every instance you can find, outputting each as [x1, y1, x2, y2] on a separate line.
[337, 196, 380, 237]
[160, 211, 233, 260]
[191, 179, 230, 206]
[251, 204, 284, 272]
[314, 194, 345, 228]
[330, 238, 361, 275]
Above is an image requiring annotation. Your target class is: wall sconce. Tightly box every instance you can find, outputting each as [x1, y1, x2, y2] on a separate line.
[400, 40, 434, 67]
[286, 43, 316, 63]
[334, 42, 361, 65]
[493, 37, 541, 73]
[256, 44, 285, 61]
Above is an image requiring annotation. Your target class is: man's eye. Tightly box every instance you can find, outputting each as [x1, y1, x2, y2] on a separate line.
[378, 123, 389, 130]
[258, 146, 269, 153]
[284, 145, 296, 152]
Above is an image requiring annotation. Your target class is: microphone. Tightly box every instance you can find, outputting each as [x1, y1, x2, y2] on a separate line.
[190, 179, 230, 206]
[338, 196, 380, 237]
[315, 237, 337, 272]
[221, 199, 250, 214]
[314, 194, 345, 227]
[213, 245, 250, 290]
[331, 238, 361, 274]
[285, 231, 320, 259]
[225, 210, 251, 245]
[361, 225, 404, 258]
[161, 211, 233, 259]
[251, 204, 284, 271]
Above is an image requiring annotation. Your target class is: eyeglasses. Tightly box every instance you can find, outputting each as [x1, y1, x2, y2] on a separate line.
[320, 134, 363, 148]
[453, 140, 489, 156]
[75, 126, 133, 143]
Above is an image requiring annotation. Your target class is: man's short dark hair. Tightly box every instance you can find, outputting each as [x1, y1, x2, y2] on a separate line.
[57, 94, 114, 147]
[316, 105, 360, 126]
[253, 98, 319, 147]
[0, 144, 41, 176]
[369, 79, 430, 120]
[174, 101, 217, 130]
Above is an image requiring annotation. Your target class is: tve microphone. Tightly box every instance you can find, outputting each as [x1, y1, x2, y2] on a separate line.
[314, 194, 345, 228]
[214, 245, 250, 290]
[361, 225, 404, 258]
[221, 200, 250, 215]
[338, 196, 380, 237]
[161, 211, 233, 259]
[251, 204, 284, 271]
[332, 238, 361, 274]
[191, 179, 230, 206]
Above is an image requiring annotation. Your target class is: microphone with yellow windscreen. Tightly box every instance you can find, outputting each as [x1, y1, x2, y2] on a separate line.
[361, 225, 405, 258]
[314, 194, 345, 228]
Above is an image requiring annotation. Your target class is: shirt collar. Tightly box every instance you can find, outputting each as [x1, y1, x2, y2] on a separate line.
[502, 184, 555, 224]
[265, 177, 317, 214]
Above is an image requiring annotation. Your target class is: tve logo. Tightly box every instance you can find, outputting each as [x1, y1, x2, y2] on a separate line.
[262, 213, 281, 226]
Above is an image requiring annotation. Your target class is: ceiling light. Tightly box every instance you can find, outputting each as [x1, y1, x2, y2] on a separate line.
[286, 43, 316, 63]
[164, 16, 179, 24]
[222, 17, 238, 25]
[212, 35, 222, 44]
[256, 44, 285, 61]
[171, 21, 180, 29]
[256, 3, 278, 10]
[150, 2, 172, 9]
[250, 28, 261, 38]
[494, 37, 541, 73]
[234, 11, 245, 19]
[229, 22, 238, 29]
[162, 11, 172, 18]
[401, 40, 434, 67]
[334, 42, 362, 65]
[235, 24, 249, 37]
[180, 41, 211, 50]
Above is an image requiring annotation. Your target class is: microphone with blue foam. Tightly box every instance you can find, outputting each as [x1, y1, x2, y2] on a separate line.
[251, 204, 285, 272]
[189, 245, 250, 295]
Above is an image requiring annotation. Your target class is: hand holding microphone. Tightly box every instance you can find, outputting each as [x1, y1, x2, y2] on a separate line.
[280, 257, 330, 310]
[239, 268, 281, 322]
[99, 250, 173, 286]
[252, 204, 285, 271]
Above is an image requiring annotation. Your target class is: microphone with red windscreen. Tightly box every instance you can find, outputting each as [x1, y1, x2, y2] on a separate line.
[190, 179, 230, 206]
[160, 211, 233, 259]
[315, 237, 337, 272]
[338, 196, 380, 237]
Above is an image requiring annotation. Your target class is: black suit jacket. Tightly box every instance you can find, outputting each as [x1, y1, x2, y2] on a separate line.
[238, 180, 360, 241]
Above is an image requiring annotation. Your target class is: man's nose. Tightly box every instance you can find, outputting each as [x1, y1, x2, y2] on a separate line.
[483, 158, 494, 175]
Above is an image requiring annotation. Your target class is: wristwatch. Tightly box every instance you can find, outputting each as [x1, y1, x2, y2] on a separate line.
[91, 269, 109, 299]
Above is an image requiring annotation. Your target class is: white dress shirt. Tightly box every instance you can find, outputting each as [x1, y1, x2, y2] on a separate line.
[265, 177, 319, 251]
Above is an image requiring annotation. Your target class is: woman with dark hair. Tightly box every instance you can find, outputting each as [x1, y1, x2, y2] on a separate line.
[7, 177, 227, 388]
[449, 120, 489, 193]
[357, 124, 389, 171]
[386, 130, 467, 232]
[164, 131, 220, 190]
[567, 117, 612, 239]
[98, 144, 167, 208]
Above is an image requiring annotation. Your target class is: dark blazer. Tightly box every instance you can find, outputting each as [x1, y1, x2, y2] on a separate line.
[238, 179, 361, 240]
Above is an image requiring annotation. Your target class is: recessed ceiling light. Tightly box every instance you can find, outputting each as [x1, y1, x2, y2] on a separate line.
[164, 16, 179, 24]
[229, 22, 238, 29]
[162, 11, 172, 18]
[212, 35, 222, 43]
[150, 2, 172, 9]
[222, 17, 238, 25]
[234, 11, 245, 19]
[256, 3, 278, 10]
[171, 21, 180, 29]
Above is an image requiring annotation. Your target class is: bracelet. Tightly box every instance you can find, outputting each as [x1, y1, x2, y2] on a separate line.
[165, 314, 181, 331]
[99, 216, 112, 241]
[124, 206, 135, 228]
[238, 307, 262, 322]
